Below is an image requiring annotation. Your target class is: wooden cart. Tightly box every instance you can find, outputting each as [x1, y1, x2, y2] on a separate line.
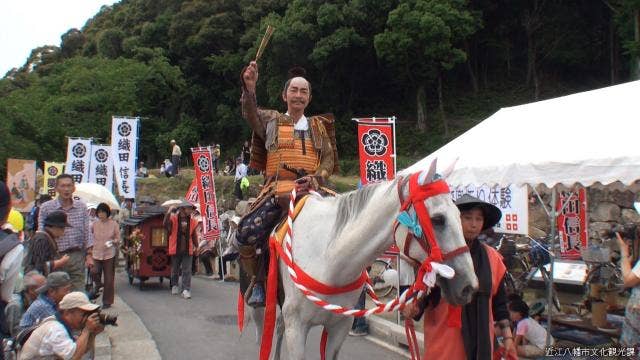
[121, 209, 171, 290]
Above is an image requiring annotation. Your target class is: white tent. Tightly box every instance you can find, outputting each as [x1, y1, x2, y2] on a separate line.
[401, 80, 640, 188]
[401, 80, 640, 346]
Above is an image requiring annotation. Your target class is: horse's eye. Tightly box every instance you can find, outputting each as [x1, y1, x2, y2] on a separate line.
[431, 215, 445, 226]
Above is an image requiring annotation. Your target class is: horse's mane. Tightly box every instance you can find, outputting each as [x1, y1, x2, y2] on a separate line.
[331, 179, 396, 238]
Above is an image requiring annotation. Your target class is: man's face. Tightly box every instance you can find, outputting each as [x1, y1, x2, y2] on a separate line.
[55, 178, 75, 200]
[49, 284, 73, 303]
[460, 207, 484, 243]
[62, 308, 88, 330]
[282, 77, 311, 114]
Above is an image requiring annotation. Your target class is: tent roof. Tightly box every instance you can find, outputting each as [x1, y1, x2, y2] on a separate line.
[401, 80, 640, 188]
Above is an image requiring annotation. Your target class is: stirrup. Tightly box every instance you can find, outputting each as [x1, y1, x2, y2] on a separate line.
[247, 283, 265, 307]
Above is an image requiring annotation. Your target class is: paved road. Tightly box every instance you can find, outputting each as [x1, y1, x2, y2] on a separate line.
[115, 268, 405, 360]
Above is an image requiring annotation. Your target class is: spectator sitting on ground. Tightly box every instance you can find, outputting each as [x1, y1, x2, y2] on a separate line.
[509, 297, 551, 358]
[162, 159, 173, 178]
[136, 161, 149, 178]
[20, 272, 72, 330]
[5, 271, 46, 337]
[223, 158, 235, 176]
[20, 291, 104, 360]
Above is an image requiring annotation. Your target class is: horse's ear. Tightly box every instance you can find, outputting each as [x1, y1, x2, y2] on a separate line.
[419, 158, 438, 185]
[441, 158, 458, 179]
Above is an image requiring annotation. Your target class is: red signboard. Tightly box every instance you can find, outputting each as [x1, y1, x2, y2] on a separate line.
[355, 118, 396, 185]
[556, 188, 588, 260]
[192, 148, 220, 240]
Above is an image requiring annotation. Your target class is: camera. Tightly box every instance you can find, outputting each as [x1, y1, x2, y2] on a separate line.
[89, 309, 118, 326]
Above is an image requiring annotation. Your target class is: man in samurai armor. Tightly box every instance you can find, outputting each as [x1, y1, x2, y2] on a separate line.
[238, 61, 339, 306]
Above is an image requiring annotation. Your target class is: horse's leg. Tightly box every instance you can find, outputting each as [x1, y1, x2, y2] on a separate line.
[322, 317, 353, 360]
[252, 307, 264, 344]
[273, 315, 285, 360]
[282, 307, 310, 360]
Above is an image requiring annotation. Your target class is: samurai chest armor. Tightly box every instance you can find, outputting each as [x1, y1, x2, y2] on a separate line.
[265, 117, 319, 181]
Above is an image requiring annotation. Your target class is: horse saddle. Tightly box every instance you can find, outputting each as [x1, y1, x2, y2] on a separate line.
[270, 195, 310, 249]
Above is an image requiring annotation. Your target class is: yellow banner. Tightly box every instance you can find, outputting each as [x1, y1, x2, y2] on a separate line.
[42, 162, 65, 197]
[7, 159, 37, 212]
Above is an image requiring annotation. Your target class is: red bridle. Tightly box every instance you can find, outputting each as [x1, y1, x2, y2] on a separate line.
[394, 173, 470, 267]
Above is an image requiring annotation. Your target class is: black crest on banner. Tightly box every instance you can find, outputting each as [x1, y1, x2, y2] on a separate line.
[72, 143, 87, 158]
[117, 122, 132, 137]
[361, 129, 389, 156]
[95, 149, 109, 163]
[197, 155, 210, 172]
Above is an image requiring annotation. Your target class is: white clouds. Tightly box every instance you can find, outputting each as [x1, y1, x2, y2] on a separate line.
[0, 0, 120, 75]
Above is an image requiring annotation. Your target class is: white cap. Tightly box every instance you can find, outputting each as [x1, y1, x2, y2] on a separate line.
[59, 291, 100, 311]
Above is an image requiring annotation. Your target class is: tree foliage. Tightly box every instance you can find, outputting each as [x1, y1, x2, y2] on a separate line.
[1, 0, 638, 179]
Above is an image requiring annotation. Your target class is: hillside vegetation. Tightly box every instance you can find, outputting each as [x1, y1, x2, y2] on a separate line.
[1, 0, 639, 179]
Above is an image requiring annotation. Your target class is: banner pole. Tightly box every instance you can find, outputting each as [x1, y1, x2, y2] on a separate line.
[392, 116, 397, 175]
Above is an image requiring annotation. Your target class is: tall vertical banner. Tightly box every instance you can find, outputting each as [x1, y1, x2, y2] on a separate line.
[192, 147, 220, 240]
[42, 162, 65, 196]
[111, 117, 139, 198]
[557, 188, 588, 260]
[65, 138, 92, 183]
[450, 184, 529, 235]
[88, 145, 114, 190]
[354, 117, 396, 185]
[6, 159, 37, 212]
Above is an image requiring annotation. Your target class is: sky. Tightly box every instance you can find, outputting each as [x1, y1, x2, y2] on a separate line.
[0, 0, 121, 76]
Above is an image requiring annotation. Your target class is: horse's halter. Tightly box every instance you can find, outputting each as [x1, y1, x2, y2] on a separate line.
[394, 173, 470, 267]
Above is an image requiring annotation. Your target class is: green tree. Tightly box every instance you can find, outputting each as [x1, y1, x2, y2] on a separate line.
[375, 0, 479, 132]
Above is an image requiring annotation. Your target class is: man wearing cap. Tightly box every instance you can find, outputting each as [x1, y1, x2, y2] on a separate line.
[5, 271, 46, 337]
[170, 140, 181, 176]
[24, 211, 71, 276]
[38, 174, 94, 291]
[20, 272, 73, 330]
[403, 194, 516, 360]
[163, 201, 199, 299]
[20, 291, 104, 360]
[0, 181, 26, 336]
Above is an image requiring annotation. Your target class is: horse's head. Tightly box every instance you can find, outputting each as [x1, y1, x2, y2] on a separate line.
[395, 160, 478, 305]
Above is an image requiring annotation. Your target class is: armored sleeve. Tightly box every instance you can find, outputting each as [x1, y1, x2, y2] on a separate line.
[315, 135, 334, 181]
[240, 90, 266, 141]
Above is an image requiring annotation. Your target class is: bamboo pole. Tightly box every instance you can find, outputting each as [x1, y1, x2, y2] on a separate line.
[255, 25, 275, 62]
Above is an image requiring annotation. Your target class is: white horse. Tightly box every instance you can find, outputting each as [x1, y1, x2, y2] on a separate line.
[264, 163, 478, 360]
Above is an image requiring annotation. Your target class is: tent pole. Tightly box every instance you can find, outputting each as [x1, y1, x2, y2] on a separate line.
[546, 189, 557, 348]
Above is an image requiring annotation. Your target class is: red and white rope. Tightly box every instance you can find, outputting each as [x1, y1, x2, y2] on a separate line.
[275, 188, 434, 317]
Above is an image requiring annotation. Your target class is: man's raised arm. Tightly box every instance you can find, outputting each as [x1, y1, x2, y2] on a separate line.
[240, 61, 266, 140]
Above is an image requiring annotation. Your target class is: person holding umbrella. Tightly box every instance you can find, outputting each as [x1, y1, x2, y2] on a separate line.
[91, 203, 120, 308]
[163, 200, 199, 299]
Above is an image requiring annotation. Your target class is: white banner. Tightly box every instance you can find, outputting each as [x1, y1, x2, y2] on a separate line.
[111, 117, 139, 198]
[450, 184, 529, 235]
[88, 144, 114, 190]
[65, 138, 92, 184]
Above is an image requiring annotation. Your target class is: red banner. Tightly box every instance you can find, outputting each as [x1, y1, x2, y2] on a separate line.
[557, 188, 588, 260]
[355, 118, 396, 185]
[192, 148, 220, 240]
[185, 179, 199, 205]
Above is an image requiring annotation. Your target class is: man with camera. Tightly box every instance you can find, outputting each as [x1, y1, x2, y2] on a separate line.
[19, 291, 104, 360]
